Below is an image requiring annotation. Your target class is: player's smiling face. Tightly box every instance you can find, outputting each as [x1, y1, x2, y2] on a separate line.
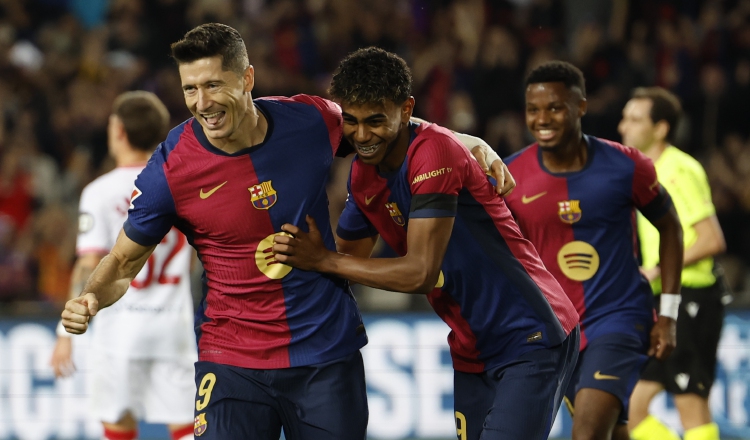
[341, 98, 414, 171]
[525, 82, 586, 150]
[618, 98, 657, 152]
[179, 56, 253, 141]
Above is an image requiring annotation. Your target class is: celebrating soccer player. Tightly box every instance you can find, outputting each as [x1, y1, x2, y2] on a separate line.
[272, 47, 580, 440]
[60, 23, 513, 440]
[619, 87, 727, 440]
[502, 61, 684, 440]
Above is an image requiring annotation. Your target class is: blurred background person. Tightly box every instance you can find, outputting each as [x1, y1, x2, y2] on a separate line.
[49, 91, 195, 440]
[619, 86, 727, 440]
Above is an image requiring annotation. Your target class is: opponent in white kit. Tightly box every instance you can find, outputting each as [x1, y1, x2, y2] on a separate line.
[50, 91, 196, 440]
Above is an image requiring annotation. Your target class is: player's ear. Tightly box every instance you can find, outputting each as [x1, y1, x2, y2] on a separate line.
[401, 97, 415, 123]
[654, 120, 670, 142]
[243, 65, 255, 93]
[578, 97, 588, 117]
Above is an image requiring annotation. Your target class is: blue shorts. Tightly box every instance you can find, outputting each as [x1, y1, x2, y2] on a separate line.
[192, 351, 368, 439]
[564, 332, 648, 424]
[453, 326, 579, 440]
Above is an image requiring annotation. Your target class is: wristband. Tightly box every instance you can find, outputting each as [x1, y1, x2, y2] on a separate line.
[56, 320, 71, 337]
[453, 133, 499, 170]
[659, 293, 681, 320]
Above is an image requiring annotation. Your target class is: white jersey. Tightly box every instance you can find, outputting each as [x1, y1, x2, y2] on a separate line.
[77, 166, 196, 361]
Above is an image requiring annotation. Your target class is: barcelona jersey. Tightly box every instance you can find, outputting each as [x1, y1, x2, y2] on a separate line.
[337, 122, 578, 373]
[504, 136, 673, 350]
[124, 94, 367, 369]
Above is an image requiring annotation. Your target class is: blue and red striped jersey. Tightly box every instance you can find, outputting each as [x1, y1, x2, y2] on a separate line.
[124, 94, 367, 369]
[337, 122, 578, 373]
[504, 136, 672, 350]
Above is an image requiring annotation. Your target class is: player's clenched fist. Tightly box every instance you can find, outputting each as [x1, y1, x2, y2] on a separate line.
[61, 292, 99, 334]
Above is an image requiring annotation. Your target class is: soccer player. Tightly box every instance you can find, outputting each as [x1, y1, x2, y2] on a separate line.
[60, 24, 512, 439]
[619, 87, 727, 440]
[272, 47, 580, 440]
[502, 61, 684, 440]
[49, 91, 194, 440]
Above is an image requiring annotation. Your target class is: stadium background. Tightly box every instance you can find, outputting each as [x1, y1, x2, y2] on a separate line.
[1, 0, 750, 438]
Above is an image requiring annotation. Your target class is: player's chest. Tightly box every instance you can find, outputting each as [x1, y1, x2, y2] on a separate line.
[355, 172, 411, 240]
[168, 151, 329, 236]
[509, 170, 632, 229]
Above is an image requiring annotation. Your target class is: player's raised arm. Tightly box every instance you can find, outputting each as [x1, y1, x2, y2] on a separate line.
[61, 229, 156, 335]
[275, 215, 452, 294]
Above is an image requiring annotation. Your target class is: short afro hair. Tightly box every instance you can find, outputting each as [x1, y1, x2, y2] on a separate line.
[329, 47, 412, 105]
[171, 23, 249, 75]
[526, 61, 586, 97]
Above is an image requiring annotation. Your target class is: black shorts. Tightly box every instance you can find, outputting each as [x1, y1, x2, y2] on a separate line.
[193, 351, 368, 439]
[639, 282, 726, 397]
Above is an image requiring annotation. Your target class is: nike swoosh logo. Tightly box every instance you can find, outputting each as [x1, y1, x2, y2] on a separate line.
[521, 191, 547, 204]
[364, 194, 376, 205]
[594, 371, 620, 380]
[199, 181, 228, 199]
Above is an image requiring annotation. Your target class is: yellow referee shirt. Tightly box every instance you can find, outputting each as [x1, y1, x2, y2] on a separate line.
[638, 146, 716, 292]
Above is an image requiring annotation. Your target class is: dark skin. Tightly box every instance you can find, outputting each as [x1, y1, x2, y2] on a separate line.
[273, 97, 454, 293]
[525, 81, 684, 440]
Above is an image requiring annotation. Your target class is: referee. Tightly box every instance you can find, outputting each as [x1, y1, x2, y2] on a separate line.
[619, 86, 728, 440]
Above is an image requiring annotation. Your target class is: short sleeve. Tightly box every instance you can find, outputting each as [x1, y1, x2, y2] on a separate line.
[408, 132, 464, 218]
[289, 94, 343, 156]
[665, 163, 715, 227]
[627, 147, 673, 222]
[336, 178, 379, 241]
[76, 183, 112, 255]
[123, 149, 177, 246]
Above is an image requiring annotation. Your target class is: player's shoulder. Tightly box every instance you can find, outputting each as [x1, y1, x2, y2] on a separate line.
[410, 122, 464, 153]
[256, 94, 340, 117]
[591, 135, 652, 166]
[662, 146, 705, 174]
[84, 167, 141, 194]
[504, 143, 537, 167]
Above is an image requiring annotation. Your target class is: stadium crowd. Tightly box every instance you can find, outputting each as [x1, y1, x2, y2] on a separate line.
[0, 0, 749, 310]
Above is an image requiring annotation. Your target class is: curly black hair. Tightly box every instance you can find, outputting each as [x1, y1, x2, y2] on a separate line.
[329, 47, 412, 105]
[171, 23, 249, 75]
[525, 61, 587, 97]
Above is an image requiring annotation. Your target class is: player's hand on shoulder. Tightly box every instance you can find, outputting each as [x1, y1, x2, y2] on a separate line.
[469, 145, 516, 196]
[648, 315, 677, 360]
[274, 215, 329, 271]
[50, 336, 75, 378]
[61, 292, 99, 335]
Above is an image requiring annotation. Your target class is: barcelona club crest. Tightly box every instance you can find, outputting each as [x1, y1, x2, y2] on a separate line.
[194, 413, 208, 436]
[249, 181, 278, 210]
[558, 200, 582, 224]
[385, 202, 405, 226]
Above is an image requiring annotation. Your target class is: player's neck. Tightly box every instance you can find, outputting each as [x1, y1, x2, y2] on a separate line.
[115, 147, 151, 167]
[377, 127, 410, 173]
[210, 103, 268, 154]
[540, 135, 587, 173]
[642, 141, 668, 163]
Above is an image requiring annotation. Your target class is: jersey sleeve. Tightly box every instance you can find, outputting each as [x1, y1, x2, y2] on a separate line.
[667, 162, 716, 226]
[408, 132, 465, 219]
[76, 183, 112, 256]
[336, 175, 379, 241]
[290, 94, 343, 156]
[627, 147, 674, 223]
[123, 148, 178, 246]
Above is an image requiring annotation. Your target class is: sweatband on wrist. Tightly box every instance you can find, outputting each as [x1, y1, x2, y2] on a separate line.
[56, 320, 70, 337]
[453, 133, 499, 168]
[659, 293, 681, 320]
